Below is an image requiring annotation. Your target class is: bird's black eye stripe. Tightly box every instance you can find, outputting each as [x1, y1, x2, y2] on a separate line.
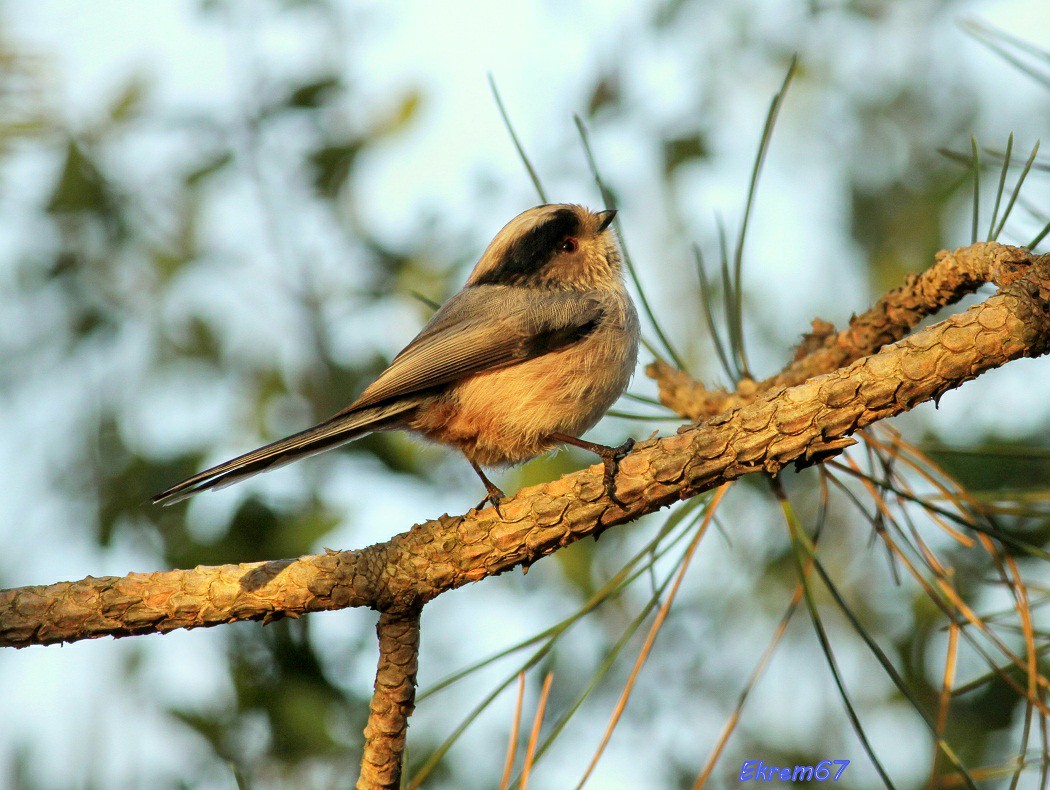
[472, 208, 581, 286]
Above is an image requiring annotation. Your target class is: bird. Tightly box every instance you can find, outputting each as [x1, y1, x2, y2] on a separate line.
[152, 203, 640, 512]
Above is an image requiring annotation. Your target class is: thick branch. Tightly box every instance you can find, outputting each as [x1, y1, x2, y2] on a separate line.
[650, 242, 1039, 420]
[1, 246, 1048, 649]
[358, 608, 421, 790]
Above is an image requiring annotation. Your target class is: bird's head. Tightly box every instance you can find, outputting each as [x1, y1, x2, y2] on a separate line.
[467, 204, 623, 291]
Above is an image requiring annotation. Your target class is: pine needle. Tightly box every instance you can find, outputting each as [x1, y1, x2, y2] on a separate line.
[574, 114, 688, 371]
[730, 56, 798, 379]
[499, 673, 527, 790]
[993, 139, 1040, 241]
[489, 73, 549, 203]
[520, 673, 554, 790]
[970, 136, 980, 245]
[693, 244, 735, 380]
[987, 133, 1014, 241]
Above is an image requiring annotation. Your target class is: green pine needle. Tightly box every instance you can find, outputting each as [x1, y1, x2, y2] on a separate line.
[731, 55, 798, 380]
[694, 243, 735, 381]
[1029, 219, 1050, 249]
[993, 139, 1040, 242]
[408, 290, 441, 311]
[574, 114, 688, 372]
[970, 136, 980, 245]
[961, 19, 1050, 90]
[488, 73, 549, 203]
[987, 133, 1014, 241]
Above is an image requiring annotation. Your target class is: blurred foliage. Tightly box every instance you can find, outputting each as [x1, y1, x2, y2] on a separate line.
[1, 1, 1048, 788]
[1, 6, 438, 786]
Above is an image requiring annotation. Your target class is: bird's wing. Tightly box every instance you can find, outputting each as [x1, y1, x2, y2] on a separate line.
[152, 288, 603, 505]
[338, 286, 604, 415]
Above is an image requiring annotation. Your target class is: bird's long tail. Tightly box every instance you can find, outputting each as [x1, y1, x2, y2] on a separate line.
[151, 400, 417, 506]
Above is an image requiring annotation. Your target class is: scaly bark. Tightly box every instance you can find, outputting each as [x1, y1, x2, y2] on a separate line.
[357, 608, 422, 790]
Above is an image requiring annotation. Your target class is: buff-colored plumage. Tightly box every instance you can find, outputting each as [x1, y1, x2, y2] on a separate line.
[153, 204, 639, 507]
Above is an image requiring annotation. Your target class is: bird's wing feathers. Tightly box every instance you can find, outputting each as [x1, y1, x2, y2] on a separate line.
[153, 287, 603, 505]
[342, 286, 604, 414]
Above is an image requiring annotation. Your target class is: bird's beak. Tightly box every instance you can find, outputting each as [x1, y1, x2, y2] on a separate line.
[595, 209, 617, 233]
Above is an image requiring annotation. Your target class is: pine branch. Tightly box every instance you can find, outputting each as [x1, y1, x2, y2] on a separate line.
[1, 243, 1047, 650]
[649, 242, 1039, 421]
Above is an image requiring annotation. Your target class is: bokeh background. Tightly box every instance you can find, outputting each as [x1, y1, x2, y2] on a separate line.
[1, 1, 1048, 788]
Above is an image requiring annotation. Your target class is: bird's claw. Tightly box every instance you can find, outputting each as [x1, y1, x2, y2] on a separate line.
[475, 486, 506, 518]
[599, 438, 635, 507]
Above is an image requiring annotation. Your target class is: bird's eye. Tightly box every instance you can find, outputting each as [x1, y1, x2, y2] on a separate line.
[560, 237, 579, 254]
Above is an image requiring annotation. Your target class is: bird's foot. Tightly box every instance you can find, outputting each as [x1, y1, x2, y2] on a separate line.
[596, 438, 635, 507]
[469, 460, 506, 517]
[550, 433, 635, 508]
[474, 484, 505, 518]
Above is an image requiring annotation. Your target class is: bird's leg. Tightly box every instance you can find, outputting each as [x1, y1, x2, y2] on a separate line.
[469, 460, 505, 517]
[549, 432, 635, 507]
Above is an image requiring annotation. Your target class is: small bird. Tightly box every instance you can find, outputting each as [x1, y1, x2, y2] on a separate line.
[153, 204, 640, 511]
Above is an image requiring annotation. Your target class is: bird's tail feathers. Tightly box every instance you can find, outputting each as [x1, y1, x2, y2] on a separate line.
[151, 401, 415, 506]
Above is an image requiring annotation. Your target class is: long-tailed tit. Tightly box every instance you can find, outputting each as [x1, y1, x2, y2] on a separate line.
[153, 204, 640, 511]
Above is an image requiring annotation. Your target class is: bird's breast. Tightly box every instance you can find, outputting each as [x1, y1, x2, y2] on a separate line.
[410, 300, 639, 466]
